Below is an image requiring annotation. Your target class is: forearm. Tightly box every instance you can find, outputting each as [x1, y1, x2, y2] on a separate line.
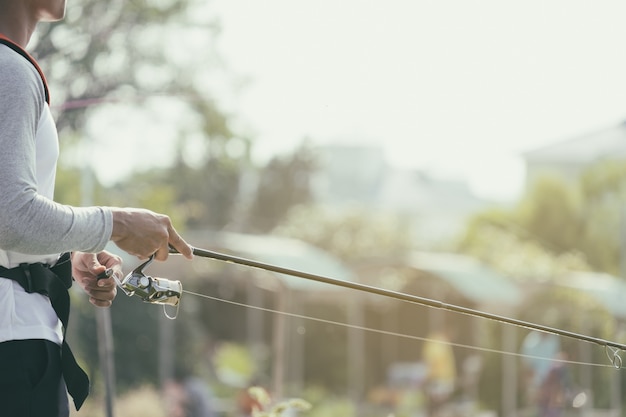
[0, 192, 113, 254]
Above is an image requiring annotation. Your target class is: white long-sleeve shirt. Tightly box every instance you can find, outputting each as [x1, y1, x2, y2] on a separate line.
[0, 38, 113, 344]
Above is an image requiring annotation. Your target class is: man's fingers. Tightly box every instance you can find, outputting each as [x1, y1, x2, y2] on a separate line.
[168, 229, 193, 260]
[97, 276, 116, 288]
[89, 281, 116, 293]
[154, 246, 170, 261]
[90, 297, 113, 308]
[111, 209, 193, 261]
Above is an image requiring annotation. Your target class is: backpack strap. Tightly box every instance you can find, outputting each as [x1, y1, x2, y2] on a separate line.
[0, 33, 50, 105]
[0, 253, 90, 409]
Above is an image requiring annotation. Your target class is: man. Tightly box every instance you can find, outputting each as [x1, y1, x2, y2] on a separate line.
[520, 331, 561, 414]
[0, 0, 194, 415]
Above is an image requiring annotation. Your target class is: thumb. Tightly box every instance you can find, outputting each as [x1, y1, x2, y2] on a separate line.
[88, 255, 106, 275]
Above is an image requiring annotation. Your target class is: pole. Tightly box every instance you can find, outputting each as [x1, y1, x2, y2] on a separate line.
[171, 246, 626, 353]
[96, 310, 116, 417]
[82, 135, 116, 417]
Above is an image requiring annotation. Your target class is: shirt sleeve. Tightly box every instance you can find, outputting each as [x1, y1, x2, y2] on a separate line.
[0, 47, 113, 255]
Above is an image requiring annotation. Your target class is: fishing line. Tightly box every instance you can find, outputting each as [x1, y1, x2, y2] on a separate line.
[181, 289, 621, 369]
[168, 246, 626, 359]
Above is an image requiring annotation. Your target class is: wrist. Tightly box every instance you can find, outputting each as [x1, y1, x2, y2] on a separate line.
[110, 209, 130, 242]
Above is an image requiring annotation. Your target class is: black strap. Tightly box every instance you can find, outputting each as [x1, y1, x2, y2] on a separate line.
[0, 253, 89, 410]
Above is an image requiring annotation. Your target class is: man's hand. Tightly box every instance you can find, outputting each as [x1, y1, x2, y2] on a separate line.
[110, 208, 194, 261]
[72, 251, 121, 307]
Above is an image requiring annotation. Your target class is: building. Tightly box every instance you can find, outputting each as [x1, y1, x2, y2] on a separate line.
[523, 120, 626, 187]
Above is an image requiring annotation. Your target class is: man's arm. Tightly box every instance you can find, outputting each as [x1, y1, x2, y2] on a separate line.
[0, 49, 112, 255]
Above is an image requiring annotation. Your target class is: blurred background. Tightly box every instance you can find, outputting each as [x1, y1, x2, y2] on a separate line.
[29, 0, 626, 416]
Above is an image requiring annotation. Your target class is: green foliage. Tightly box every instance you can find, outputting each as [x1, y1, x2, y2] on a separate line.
[98, 148, 247, 231]
[55, 143, 109, 207]
[54, 165, 84, 206]
[519, 287, 613, 341]
[69, 385, 170, 417]
[577, 159, 626, 275]
[213, 343, 257, 388]
[516, 174, 582, 252]
[245, 142, 318, 233]
[68, 290, 160, 392]
[580, 159, 626, 200]
[33, 0, 225, 133]
[169, 156, 244, 230]
[457, 171, 625, 279]
[299, 305, 351, 391]
[274, 205, 412, 263]
[248, 386, 312, 417]
[35, 0, 245, 231]
[459, 213, 589, 281]
[459, 164, 626, 413]
[304, 397, 354, 417]
[107, 295, 162, 390]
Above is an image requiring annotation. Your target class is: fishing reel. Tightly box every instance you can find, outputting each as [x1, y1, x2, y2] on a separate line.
[114, 255, 183, 318]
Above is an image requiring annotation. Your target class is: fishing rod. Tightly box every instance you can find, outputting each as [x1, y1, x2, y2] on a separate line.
[112, 245, 626, 365]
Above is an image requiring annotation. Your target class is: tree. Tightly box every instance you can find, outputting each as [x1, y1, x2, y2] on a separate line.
[40, 0, 255, 231]
[37, 0, 249, 395]
[578, 159, 626, 275]
[34, 0, 226, 128]
[33, 0, 240, 189]
[517, 174, 582, 253]
[458, 171, 626, 413]
[457, 175, 590, 281]
[274, 205, 413, 264]
[244, 142, 318, 233]
[167, 149, 249, 230]
[458, 160, 626, 278]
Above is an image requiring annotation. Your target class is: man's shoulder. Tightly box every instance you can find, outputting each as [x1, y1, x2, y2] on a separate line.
[0, 44, 46, 103]
[0, 44, 38, 76]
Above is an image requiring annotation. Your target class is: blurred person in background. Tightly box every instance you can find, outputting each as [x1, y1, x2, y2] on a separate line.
[520, 331, 561, 412]
[537, 350, 574, 417]
[164, 367, 217, 417]
[0, 0, 194, 415]
[422, 328, 457, 417]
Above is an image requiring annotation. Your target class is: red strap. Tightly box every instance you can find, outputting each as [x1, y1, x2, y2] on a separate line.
[0, 33, 50, 105]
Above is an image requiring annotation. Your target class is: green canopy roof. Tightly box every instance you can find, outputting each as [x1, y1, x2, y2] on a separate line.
[207, 232, 356, 292]
[406, 252, 523, 308]
[560, 271, 626, 319]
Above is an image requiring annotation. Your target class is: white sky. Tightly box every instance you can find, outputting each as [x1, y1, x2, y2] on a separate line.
[205, 0, 626, 202]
